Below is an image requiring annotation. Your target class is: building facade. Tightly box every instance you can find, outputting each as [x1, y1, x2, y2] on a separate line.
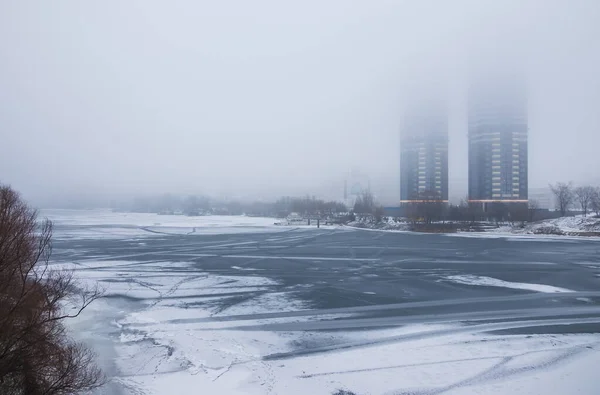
[400, 109, 448, 203]
[528, 187, 553, 210]
[468, 76, 528, 204]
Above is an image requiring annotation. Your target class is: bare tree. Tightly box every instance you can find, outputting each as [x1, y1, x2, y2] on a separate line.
[373, 205, 385, 223]
[353, 190, 375, 215]
[591, 187, 600, 217]
[447, 200, 469, 222]
[414, 190, 445, 225]
[467, 200, 484, 225]
[0, 185, 105, 395]
[574, 186, 595, 217]
[549, 182, 574, 216]
[489, 203, 508, 226]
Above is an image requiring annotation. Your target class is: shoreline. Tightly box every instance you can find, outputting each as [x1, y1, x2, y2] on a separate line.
[65, 298, 133, 395]
[344, 224, 600, 239]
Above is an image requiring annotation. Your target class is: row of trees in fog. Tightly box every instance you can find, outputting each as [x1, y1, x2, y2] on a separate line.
[396, 182, 600, 228]
[405, 196, 535, 226]
[124, 194, 212, 215]
[114, 182, 600, 224]
[119, 193, 349, 218]
[273, 196, 347, 217]
[550, 182, 600, 217]
[401, 183, 600, 227]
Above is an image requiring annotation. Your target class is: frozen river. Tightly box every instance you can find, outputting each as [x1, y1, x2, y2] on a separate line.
[46, 210, 600, 395]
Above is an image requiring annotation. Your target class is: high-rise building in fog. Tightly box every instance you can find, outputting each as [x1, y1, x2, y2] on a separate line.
[468, 72, 528, 203]
[400, 105, 448, 202]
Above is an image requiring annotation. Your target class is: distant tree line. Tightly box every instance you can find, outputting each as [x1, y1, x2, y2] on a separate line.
[112, 182, 600, 224]
[123, 194, 212, 215]
[399, 190, 544, 228]
[399, 182, 600, 229]
[114, 193, 349, 218]
[273, 196, 347, 217]
[549, 182, 600, 217]
[404, 190, 446, 225]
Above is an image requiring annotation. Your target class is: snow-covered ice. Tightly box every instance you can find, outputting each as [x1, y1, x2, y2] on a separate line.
[43, 209, 282, 240]
[49, 210, 600, 395]
[68, 261, 599, 395]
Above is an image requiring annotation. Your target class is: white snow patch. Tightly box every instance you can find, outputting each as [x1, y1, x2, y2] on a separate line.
[533, 215, 600, 233]
[216, 291, 308, 316]
[223, 254, 379, 262]
[445, 275, 574, 293]
[576, 297, 593, 303]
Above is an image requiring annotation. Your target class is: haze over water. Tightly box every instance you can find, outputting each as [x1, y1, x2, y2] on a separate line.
[1, 1, 600, 206]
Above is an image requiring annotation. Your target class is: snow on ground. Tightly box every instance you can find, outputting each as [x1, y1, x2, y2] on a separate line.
[469, 215, 600, 238]
[347, 217, 411, 232]
[520, 215, 600, 235]
[444, 275, 574, 293]
[346, 214, 600, 240]
[445, 232, 589, 242]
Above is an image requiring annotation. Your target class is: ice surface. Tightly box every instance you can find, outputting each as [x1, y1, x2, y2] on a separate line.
[52, 210, 600, 395]
[43, 209, 283, 240]
[70, 262, 597, 395]
[42, 209, 277, 228]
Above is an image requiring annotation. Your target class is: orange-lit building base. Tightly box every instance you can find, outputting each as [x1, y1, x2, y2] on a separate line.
[400, 200, 449, 203]
[468, 200, 529, 203]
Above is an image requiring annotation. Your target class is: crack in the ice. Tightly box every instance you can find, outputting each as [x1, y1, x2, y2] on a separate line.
[212, 362, 234, 381]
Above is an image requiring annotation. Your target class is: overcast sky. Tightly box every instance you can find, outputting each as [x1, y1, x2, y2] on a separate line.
[1, 0, 599, 206]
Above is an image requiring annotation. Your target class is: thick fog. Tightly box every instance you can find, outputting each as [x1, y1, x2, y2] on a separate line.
[1, 1, 599, 206]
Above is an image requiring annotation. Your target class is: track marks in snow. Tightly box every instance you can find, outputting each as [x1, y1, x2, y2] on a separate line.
[261, 318, 600, 361]
[392, 343, 599, 395]
[298, 356, 503, 378]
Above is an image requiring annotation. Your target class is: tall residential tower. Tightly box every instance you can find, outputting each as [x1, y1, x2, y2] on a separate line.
[400, 104, 448, 202]
[468, 72, 528, 204]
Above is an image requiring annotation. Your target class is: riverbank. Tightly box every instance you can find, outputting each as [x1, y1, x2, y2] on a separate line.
[347, 215, 600, 237]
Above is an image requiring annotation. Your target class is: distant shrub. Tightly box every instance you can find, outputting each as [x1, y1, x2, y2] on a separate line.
[332, 390, 359, 395]
[533, 226, 565, 235]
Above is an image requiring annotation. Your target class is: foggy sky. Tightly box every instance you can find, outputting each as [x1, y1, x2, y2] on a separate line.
[1, 1, 599, 206]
